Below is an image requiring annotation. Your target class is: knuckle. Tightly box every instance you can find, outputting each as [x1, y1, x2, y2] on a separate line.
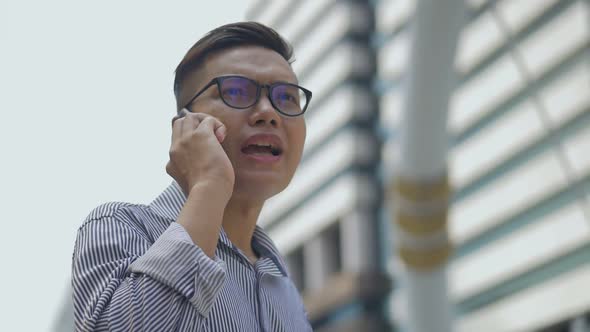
[204, 116, 220, 127]
[165, 161, 174, 172]
[191, 129, 206, 139]
[189, 116, 203, 125]
[169, 146, 181, 157]
[187, 111, 202, 119]
[172, 119, 183, 133]
[172, 114, 182, 123]
[178, 137, 192, 147]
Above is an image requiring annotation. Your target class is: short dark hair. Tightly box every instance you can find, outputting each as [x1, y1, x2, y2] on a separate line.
[173, 21, 294, 111]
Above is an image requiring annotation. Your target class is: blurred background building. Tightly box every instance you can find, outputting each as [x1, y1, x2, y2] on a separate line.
[246, 0, 590, 331]
[53, 0, 590, 331]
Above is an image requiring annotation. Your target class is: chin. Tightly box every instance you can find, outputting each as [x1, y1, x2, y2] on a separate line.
[233, 174, 289, 202]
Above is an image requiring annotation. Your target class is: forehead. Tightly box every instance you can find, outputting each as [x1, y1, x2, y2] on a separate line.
[202, 46, 298, 84]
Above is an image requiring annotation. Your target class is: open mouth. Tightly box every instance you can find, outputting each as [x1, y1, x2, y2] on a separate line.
[241, 144, 282, 156]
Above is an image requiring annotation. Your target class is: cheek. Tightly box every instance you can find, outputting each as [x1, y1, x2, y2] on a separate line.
[297, 120, 307, 151]
[218, 116, 247, 157]
[199, 99, 227, 116]
[220, 120, 240, 150]
[201, 103, 238, 131]
[288, 121, 306, 163]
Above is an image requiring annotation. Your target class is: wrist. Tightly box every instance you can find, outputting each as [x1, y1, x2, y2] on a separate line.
[189, 180, 233, 203]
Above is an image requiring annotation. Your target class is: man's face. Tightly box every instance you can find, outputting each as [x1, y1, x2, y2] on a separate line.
[182, 46, 306, 201]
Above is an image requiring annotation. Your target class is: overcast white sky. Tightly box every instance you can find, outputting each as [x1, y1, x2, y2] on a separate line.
[0, 1, 251, 330]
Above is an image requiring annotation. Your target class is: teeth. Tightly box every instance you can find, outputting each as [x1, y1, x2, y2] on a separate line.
[251, 143, 272, 148]
[245, 141, 281, 154]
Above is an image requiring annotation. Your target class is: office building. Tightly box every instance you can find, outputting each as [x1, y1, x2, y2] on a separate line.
[247, 0, 590, 331]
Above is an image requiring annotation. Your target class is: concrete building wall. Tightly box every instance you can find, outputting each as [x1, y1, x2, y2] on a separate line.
[249, 0, 590, 331]
[247, 0, 390, 330]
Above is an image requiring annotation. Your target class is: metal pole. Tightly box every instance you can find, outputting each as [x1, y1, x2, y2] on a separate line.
[388, 0, 464, 331]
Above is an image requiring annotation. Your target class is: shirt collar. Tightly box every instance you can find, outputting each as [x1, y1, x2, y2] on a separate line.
[149, 181, 288, 277]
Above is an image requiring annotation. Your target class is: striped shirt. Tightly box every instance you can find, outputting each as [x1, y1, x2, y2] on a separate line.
[72, 182, 312, 332]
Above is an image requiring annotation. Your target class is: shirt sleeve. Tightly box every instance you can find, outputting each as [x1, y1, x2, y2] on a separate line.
[72, 209, 227, 332]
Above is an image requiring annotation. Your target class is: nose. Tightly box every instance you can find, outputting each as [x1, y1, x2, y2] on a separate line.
[248, 87, 281, 127]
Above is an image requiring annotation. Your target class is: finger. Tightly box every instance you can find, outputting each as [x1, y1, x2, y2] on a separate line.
[187, 112, 211, 122]
[172, 116, 184, 143]
[171, 110, 188, 142]
[197, 116, 227, 143]
[187, 113, 226, 142]
[171, 109, 187, 125]
[182, 111, 200, 137]
[182, 111, 210, 130]
[196, 116, 218, 134]
[214, 121, 227, 143]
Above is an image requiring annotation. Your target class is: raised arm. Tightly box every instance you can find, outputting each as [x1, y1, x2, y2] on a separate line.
[71, 201, 226, 331]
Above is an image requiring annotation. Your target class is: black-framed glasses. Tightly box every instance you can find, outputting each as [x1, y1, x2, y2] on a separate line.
[185, 75, 312, 117]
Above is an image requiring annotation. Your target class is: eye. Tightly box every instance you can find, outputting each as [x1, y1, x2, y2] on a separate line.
[224, 87, 246, 97]
[273, 88, 299, 105]
[278, 92, 296, 102]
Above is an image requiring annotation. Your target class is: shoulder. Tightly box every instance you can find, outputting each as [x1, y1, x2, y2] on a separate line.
[73, 202, 159, 261]
[79, 201, 149, 232]
[85, 201, 133, 220]
[78, 201, 171, 243]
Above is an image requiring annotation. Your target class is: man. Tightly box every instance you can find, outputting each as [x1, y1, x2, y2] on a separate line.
[72, 22, 313, 331]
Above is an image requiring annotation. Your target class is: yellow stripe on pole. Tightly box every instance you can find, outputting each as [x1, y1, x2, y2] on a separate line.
[391, 175, 453, 270]
[396, 211, 447, 235]
[398, 244, 453, 271]
[394, 176, 449, 201]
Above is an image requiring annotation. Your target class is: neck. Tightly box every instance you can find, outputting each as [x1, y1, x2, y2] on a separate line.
[222, 196, 264, 258]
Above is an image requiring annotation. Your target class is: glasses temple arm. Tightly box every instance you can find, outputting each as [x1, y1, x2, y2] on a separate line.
[184, 79, 217, 109]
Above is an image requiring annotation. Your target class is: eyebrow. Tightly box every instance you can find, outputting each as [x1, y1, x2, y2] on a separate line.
[220, 72, 299, 85]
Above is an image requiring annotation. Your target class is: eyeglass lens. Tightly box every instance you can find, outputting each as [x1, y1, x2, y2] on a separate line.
[220, 77, 308, 115]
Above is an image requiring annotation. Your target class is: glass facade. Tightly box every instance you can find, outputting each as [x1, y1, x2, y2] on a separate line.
[248, 0, 590, 331]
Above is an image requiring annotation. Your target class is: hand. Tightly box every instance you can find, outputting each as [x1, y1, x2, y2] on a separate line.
[166, 109, 235, 198]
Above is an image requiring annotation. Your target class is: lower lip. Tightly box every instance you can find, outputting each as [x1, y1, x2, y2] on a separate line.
[242, 152, 282, 163]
